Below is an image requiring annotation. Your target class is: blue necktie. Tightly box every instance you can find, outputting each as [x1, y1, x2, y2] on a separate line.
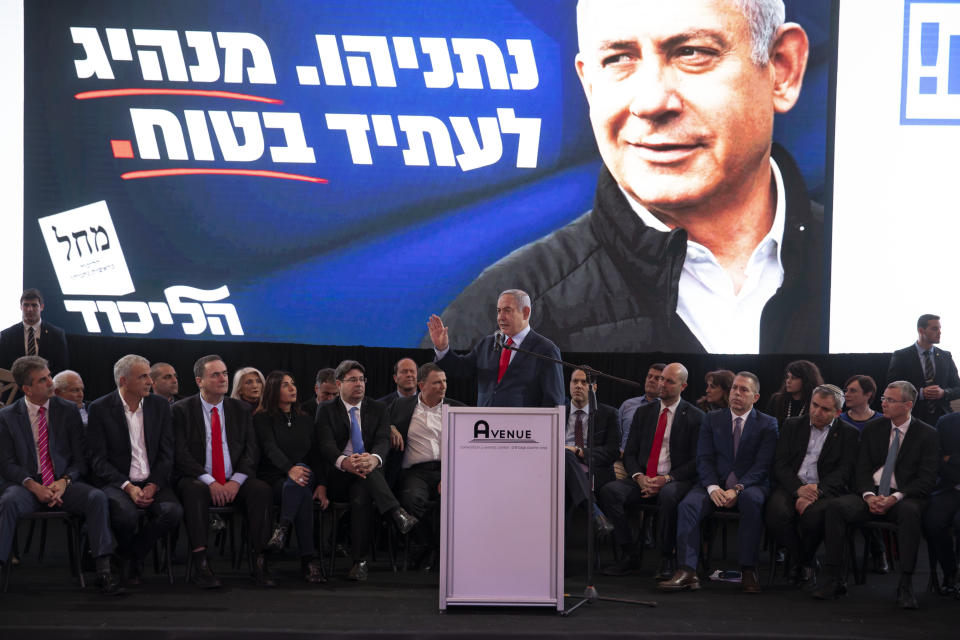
[878, 428, 901, 496]
[349, 406, 364, 454]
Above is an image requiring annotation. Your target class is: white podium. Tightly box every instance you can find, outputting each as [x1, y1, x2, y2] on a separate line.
[438, 405, 565, 610]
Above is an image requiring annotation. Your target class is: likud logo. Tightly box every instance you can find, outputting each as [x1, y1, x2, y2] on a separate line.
[40, 200, 244, 337]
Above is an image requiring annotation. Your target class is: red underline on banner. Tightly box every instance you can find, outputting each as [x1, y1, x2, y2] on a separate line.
[121, 168, 327, 183]
[75, 88, 284, 104]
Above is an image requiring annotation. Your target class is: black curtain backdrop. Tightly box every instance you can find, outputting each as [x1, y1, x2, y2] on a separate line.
[65, 334, 894, 414]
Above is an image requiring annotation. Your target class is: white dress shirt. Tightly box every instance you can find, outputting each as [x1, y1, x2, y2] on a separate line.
[624, 158, 786, 354]
[864, 417, 911, 502]
[402, 396, 444, 468]
[630, 398, 679, 478]
[122, 397, 150, 487]
[198, 396, 245, 486]
[23, 397, 51, 478]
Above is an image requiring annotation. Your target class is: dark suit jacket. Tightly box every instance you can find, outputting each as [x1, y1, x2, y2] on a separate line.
[887, 344, 960, 419]
[0, 396, 86, 486]
[0, 321, 69, 374]
[855, 416, 939, 500]
[389, 395, 465, 440]
[697, 408, 778, 491]
[316, 396, 391, 466]
[934, 412, 960, 490]
[437, 329, 564, 408]
[566, 401, 621, 486]
[624, 398, 704, 483]
[172, 394, 258, 481]
[772, 416, 858, 499]
[86, 390, 175, 489]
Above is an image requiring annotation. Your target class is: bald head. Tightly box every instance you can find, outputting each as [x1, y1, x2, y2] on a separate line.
[659, 363, 689, 404]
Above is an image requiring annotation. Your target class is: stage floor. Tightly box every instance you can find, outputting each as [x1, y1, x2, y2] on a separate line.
[0, 524, 954, 639]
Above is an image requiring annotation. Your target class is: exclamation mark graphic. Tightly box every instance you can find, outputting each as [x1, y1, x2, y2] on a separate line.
[950, 35, 960, 94]
[919, 22, 939, 94]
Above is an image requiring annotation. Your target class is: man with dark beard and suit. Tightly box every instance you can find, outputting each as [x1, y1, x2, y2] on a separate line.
[316, 359, 418, 581]
[764, 384, 857, 590]
[601, 363, 704, 578]
[427, 289, 564, 408]
[86, 354, 183, 586]
[173, 355, 274, 589]
[815, 381, 939, 609]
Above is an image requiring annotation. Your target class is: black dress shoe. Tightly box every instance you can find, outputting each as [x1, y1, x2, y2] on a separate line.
[122, 557, 142, 587]
[98, 571, 126, 596]
[812, 578, 846, 600]
[602, 554, 640, 577]
[191, 553, 222, 589]
[348, 560, 369, 581]
[657, 567, 700, 592]
[897, 576, 919, 609]
[252, 553, 277, 587]
[266, 521, 290, 553]
[302, 556, 327, 584]
[392, 507, 419, 535]
[742, 567, 760, 593]
[939, 574, 958, 597]
[593, 512, 614, 539]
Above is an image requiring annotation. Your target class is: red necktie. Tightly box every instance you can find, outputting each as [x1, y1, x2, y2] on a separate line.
[497, 337, 514, 383]
[646, 407, 669, 478]
[37, 406, 56, 486]
[210, 406, 226, 484]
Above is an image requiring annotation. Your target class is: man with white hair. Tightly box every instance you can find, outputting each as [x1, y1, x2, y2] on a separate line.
[427, 289, 564, 408]
[86, 354, 182, 585]
[433, 0, 823, 355]
[53, 370, 87, 426]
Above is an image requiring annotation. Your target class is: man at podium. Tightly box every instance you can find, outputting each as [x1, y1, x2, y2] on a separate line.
[427, 289, 564, 408]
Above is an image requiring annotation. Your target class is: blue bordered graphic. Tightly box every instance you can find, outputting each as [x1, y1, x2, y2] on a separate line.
[901, 0, 960, 125]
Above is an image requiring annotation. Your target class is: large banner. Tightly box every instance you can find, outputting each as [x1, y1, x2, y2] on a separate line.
[21, 1, 832, 352]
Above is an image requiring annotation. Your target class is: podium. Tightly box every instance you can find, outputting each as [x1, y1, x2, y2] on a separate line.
[438, 405, 565, 610]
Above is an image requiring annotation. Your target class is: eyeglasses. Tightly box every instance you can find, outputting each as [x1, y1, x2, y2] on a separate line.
[342, 377, 366, 384]
[880, 396, 905, 404]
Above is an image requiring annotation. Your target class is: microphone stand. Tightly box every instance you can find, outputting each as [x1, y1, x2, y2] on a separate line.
[494, 337, 657, 613]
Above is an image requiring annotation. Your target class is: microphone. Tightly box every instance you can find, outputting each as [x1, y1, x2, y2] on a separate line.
[493, 329, 504, 352]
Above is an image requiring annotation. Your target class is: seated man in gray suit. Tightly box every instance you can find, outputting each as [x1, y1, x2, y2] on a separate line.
[0, 356, 120, 594]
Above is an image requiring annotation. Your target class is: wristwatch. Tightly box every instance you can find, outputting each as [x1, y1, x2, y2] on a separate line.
[60, 475, 72, 488]
[734, 483, 744, 496]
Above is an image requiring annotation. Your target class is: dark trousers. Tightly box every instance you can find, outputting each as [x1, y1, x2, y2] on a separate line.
[271, 470, 316, 557]
[104, 484, 182, 561]
[326, 467, 399, 562]
[564, 449, 593, 510]
[923, 488, 960, 578]
[598, 476, 692, 557]
[0, 481, 114, 561]
[676, 485, 768, 569]
[823, 493, 927, 574]
[763, 488, 832, 567]
[177, 476, 273, 553]
[399, 461, 441, 546]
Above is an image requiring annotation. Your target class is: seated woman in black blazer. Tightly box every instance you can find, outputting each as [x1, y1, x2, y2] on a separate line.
[254, 370, 329, 583]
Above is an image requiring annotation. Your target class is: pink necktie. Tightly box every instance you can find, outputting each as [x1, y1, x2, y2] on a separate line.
[37, 407, 56, 486]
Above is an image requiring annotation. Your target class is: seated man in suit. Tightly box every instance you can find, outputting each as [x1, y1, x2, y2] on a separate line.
[149, 362, 182, 406]
[923, 411, 960, 595]
[390, 362, 463, 568]
[173, 355, 275, 589]
[816, 381, 940, 608]
[0, 356, 120, 594]
[563, 368, 620, 538]
[86, 354, 183, 585]
[427, 289, 564, 408]
[316, 360, 418, 581]
[378, 357, 418, 408]
[660, 371, 777, 594]
[617, 363, 665, 454]
[601, 363, 704, 578]
[0, 289, 69, 374]
[887, 314, 960, 424]
[300, 367, 337, 418]
[764, 384, 858, 590]
[53, 370, 87, 427]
